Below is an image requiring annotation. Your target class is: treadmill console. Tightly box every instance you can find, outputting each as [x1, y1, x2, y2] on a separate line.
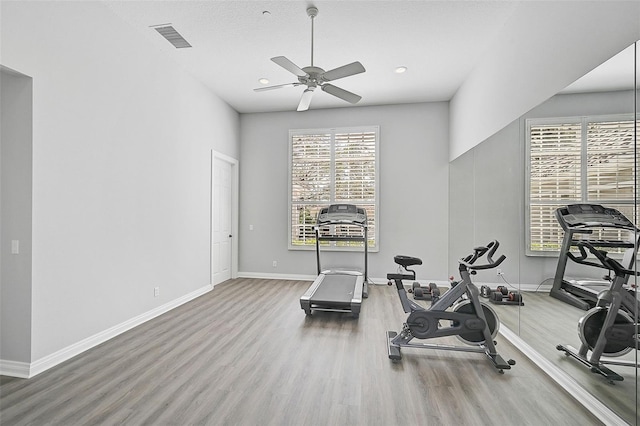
[317, 204, 367, 226]
[557, 204, 637, 230]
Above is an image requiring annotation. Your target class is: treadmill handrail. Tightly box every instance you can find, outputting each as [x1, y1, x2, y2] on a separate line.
[315, 204, 368, 280]
[568, 241, 640, 278]
[317, 219, 367, 226]
[317, 235, 367, 240]
[569, 239, 634, 248]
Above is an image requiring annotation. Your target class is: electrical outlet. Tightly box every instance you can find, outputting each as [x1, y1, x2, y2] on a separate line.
[154, 286, 160, 297]
[272, 261, 277, 268]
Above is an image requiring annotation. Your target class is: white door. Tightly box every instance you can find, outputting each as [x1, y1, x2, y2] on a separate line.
[212, 156, 232, 285]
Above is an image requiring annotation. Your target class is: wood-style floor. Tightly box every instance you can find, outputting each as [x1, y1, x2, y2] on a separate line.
[1, 278, 601, 425]
[492, 290, 639, 425]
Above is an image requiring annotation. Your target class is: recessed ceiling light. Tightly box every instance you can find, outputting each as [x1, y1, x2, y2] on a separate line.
[259, 78, 269, 85]
[395, 66, 407, 74]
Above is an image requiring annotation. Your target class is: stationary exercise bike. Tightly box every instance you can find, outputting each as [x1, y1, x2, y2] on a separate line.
[386, 240, 516, 373]
[556, 241, 640, 383]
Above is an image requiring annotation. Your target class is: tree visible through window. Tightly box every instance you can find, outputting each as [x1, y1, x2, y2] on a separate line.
[526, 115, 638, 254]
[289, 126, 379, 250]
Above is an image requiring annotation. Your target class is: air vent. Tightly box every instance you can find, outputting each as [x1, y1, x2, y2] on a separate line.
[153, 25, 192, 49]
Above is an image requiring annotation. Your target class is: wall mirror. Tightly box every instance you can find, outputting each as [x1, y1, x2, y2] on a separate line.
[449, 42, 638, 424]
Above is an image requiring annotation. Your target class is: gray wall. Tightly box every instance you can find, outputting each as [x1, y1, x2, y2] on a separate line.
[239, 102, 450, 282]
[449, 90, 636, 287]
[2, 1, 240, 364]
[1, 68, 33, 363]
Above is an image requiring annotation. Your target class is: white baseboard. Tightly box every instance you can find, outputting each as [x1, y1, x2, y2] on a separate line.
[238, 271, 315, 281]
[0, 359, 31, 378]
[236, 273, 552, 295]
[237, 272, 454, 288]
[471, 280, 551, 293]
[0, 284, 213, 379]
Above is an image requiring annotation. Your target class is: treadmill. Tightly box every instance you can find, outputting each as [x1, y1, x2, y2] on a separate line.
[300, 204, 368, 318]
[549, 203, 639, 311]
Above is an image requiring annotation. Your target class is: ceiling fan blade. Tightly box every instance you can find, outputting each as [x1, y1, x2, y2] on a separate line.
[297, 88, 315, 111]
[253, 82, 301, 92]
[322, 62, 366, 82]
[321, 84, 362, 104]
[271, 56, 307, 77]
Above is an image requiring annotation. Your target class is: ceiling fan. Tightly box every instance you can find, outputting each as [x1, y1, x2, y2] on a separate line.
[254, 6, 366, 111]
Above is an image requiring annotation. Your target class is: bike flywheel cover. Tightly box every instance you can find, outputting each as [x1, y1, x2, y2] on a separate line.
[407, 310, 438, 339]
[578, 307, 633, 357]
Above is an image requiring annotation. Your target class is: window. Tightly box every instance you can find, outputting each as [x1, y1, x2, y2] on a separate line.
[526, 115, 638, 255]
[289, 126, 379, 251]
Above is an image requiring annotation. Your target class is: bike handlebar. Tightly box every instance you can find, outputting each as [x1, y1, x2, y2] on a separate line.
[458, 240, 506, 270]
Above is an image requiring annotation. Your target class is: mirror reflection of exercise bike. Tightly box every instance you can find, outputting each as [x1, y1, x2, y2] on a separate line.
[386, 240, 516, 374]
[556, 241, 640, 383]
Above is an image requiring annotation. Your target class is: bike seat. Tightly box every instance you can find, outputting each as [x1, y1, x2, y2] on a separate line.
[394, 255, 422, 268]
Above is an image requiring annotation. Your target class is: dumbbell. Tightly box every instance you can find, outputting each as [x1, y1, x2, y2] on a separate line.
[413, 282, 440, 301]
[480, 285, 492, 298]
[490, 287, 522, 303]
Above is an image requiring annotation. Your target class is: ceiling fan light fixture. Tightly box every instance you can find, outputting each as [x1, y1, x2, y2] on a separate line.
[395, 66, 408, 74]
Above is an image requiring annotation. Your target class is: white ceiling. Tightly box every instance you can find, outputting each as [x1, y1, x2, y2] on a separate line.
[104, 1, 635, 114]
[561, 43, 636, 95]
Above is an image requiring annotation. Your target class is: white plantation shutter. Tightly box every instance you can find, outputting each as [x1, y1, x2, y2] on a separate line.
[529, 122, 582, 201]
[290, 133, 331, 203]
[527, 115, 639, 254]
[587, 120, 637, 202]
[334, 131, 376, 201]
[528, 121, 582, 252]
[289, 127, 379, 250]
[290, 133, 332, 246]
[529, 204, 566, 252]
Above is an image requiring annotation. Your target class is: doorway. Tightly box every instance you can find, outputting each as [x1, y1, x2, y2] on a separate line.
[1, 65, 33, 371]
[211, 151, 238, 286]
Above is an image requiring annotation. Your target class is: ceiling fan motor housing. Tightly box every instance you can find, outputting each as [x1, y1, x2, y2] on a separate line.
[300, 66, 325, 87]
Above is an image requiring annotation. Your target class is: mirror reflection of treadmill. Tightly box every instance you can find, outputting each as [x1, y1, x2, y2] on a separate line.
[299, 204, 368, 318]
[549, 204, 639, 311]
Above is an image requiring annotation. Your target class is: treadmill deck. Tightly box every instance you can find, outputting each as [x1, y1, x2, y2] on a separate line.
[300, 271, 364, 318]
